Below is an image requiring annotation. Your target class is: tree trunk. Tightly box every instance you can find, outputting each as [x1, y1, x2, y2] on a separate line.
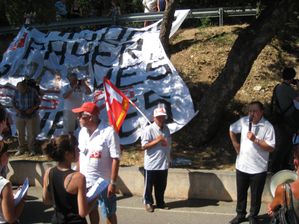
[197, 0, 299, 144]
[159, 0, 177, 55]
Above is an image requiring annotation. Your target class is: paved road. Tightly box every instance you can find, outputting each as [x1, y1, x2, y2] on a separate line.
[19, 187, 271, 224]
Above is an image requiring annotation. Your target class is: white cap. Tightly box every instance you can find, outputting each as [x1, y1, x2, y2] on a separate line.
[154, 107, 167, 117]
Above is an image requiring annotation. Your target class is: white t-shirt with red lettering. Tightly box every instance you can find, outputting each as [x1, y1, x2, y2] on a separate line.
[78, 122, 121, 188]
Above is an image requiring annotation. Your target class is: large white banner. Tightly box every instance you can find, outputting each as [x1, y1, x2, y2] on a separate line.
[0, 10, 195, 144]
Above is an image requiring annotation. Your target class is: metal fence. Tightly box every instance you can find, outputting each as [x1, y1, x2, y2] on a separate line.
[0, 7, 257, 35]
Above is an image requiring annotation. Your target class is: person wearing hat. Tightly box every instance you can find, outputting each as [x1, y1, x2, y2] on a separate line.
[0, 107, 26, 223]
[141, 106, 172, 213]
[72, 102, 120, 224]
[268, 143, 299, 222]
[62, 73, 91, 135]
[229, 101, 275, 224]
[270, 67, 299, 173]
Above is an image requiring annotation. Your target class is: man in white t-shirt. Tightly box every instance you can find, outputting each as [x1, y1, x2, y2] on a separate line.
[229, 101, 275, 224]
[141, 106, 171, 213]
[72, 102, 120, 224]
[62, 73, 91, 134]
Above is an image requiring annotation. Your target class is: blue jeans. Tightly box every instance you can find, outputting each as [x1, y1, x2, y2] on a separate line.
[98, 187, 117, 218]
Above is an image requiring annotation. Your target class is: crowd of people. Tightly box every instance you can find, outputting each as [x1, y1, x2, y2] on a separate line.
[54, 0, 122, 22]
[20, 0, 170, 28]
[53, 0, 166, 26]
[0, 65, 298, 223]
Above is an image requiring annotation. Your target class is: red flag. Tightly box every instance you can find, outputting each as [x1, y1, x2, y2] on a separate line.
[103, 77, 130, 133]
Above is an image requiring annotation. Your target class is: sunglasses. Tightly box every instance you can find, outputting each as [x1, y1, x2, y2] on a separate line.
[77, 112, 92, 120]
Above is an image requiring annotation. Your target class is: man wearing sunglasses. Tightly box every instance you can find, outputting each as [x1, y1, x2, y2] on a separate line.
[72, 102, 120, 224]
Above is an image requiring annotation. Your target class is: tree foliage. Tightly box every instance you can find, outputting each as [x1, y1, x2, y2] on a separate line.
[0, 0, 56, 26]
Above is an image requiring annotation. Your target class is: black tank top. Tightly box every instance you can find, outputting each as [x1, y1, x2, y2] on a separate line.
[48, 167, 87, 224]
[289, 186, 299, 222]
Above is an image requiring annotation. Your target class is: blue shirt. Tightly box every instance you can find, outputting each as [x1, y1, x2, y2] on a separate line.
[13, 88, 40, 119]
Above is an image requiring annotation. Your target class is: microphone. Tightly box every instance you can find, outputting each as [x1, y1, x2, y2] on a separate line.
[249, 116, 253, 132]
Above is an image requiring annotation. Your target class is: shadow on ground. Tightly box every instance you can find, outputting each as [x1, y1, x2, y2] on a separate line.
[257, 213, 271, 224]
[20, 196, 53, 223]
[166, 199, 219, 209]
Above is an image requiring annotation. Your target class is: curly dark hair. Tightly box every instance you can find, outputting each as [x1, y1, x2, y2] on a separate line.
[42, 134, 78, 162]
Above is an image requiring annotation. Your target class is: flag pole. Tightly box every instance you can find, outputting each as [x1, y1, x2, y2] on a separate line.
[127, 98, 151, 125]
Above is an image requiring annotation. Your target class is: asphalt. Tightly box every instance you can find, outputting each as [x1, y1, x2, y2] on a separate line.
[19, 187, 272, 224]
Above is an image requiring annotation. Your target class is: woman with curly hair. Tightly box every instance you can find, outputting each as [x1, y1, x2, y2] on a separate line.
[42, 135, 96, 224]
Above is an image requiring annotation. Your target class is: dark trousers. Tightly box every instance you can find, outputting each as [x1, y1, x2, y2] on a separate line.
[236, 170, 267, 217]
[143, 169, 168, 206]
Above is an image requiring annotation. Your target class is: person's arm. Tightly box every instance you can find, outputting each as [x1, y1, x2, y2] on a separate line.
[1, 182, 25, 223]
[12, 93, 22, 115]
[142, 135, 166, 150]
[229, 131, 240, 154]
[25, 103, 40, 114]
[107, 158, 120, 197]
[76, 173, 97, 217]
[157, 0, 160, 11]
[25, 90, 41, 114]
[268, 184, 284, 216]
[62, 85, 75, 99]
[42, 168, 52, 205]
[82, 80, 91, 95]
[247, 132, 275, 152]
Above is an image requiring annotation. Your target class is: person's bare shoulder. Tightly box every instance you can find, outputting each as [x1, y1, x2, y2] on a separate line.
[65, 171, 86, 193]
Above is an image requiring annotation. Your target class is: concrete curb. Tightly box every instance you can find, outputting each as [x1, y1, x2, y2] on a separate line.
[7, 160, 273, 203]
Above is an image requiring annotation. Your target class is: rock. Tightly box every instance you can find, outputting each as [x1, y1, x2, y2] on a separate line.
[253, 85, 262, 91]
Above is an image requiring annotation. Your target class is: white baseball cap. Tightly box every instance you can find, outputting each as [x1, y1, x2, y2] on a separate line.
[154, 107, 167, 117]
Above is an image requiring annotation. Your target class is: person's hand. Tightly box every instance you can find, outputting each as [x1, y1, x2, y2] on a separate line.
[15, 109, 22, 115]
[25, 108, 34, 114]
[247, 131, 256, 142]
[267, 204, 274, 217]
[157, 135, 167, 146]
[107, 183, 116, 197]
[157, 135, 165, 142]
[83, 79, 89, 86]
[73, 82, 79, 90]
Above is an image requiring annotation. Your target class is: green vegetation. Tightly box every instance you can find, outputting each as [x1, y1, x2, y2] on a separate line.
[198, 17, 212, 28]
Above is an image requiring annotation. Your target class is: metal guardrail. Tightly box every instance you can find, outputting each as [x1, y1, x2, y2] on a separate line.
[0, 7, 257, 35]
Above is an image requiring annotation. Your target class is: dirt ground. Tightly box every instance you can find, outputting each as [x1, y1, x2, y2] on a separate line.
[10, 24, 299, 170]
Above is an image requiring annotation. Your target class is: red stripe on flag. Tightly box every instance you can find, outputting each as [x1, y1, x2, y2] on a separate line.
[103, 77, 130, 133]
